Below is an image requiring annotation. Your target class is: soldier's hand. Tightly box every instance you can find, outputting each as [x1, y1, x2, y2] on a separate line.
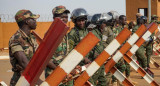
[36, 79, 43, 85]
[75, 65, 82, 72]
[84, 58, 91, 64]
[70, 69, 77, 75]
[16, 64, 23, 71]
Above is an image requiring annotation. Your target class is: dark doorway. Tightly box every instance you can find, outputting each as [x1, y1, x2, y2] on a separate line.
[138, 8, 148, 17]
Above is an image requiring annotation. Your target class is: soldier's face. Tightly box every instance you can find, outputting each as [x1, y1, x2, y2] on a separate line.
[60, 14, 68, 24]
[76, 18, 85, 29]
[54, 13, 68, 24]
[100, 23, 106, 30]
[27, 18, 37, 30]
[128, 23, 133, 29]
[122, 17, 127, 25]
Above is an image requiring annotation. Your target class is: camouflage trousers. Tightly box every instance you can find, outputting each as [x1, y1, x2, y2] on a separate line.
[10, 72, 21, 86]
[91, 65, 107, 86]
[106, 72, 112, 85]
[125, 61, 130, 77]
[146, 42, 153, 67]
[112, 59, 126, 82]
[136, 45, 147, 69]
[59, 80, 73, 86]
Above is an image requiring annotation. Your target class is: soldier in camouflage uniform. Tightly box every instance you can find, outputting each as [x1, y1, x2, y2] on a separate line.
[99, 16, 114, 86]
[44, 5, 73, 86]
[128, 21, 136, 32]
[101, 22, 114, 47]
[133, 17, 148, 71]
[125, 21, 138, 85]
[150, 15, 160, 24]
[90, 13, 114, 86]
[90, 13, 114, 85]
[112, 15, 127, 85]
[112, 15, 127, 37]
[45, 5, 70, 77]
[9, 9, 40, 86]
[89, 26, 107, 86]
[68, 8, 107, 86]
[146, 15, 159, 68]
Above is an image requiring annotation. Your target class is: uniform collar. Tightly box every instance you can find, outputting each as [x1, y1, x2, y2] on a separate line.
[18, 29, 31, 39]
[75, 26, 86, 30]
[18, 29, 35, 47]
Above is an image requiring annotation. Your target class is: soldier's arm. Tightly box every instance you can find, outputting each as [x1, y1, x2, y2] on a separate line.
[68, 30, 76, 52]
[106, 27, 114, 44]
[132, 25, 138, 34]
[9, 38, 29, 69]
[14, 51, 43, 85]
[14, 51, 29, 69]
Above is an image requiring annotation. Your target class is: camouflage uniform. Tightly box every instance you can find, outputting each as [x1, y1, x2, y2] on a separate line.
[146, 36, 154, 68]
[150, 15, 160, 24]
[9, 29, 38, 85]
[68, 27, 107, 86]
[101, 26, 114, 85]
[112, 25, 126, 83]
[146, 15, 159, 68]
[91, 28, 107, 86]
[132, 25, 147, 69]
[45, 36, 68, 77]
[9, 9, 39, 86]
[45, 6, 72, 86]
[112, 25, 122, 37]
[102, 26, 114, 47]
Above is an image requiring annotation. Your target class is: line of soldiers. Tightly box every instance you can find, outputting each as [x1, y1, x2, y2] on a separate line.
[8, 5, 159, 86]
[133, 13, 159, 78]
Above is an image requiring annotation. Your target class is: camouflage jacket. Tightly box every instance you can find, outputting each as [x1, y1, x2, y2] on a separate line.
[9, 29, 38, 72]
[68, 27, 104, 61]
[45, 35, 69, 77]
[132, 25, 148, 46]
[113, 24, 129, 37]
[101, 26, 114, 47]
[52, 35, 69, 65]
[112, 25, 122, 38]
[132, 25, 139, 34]
[91, 28, 104, 59]
[68, 27, 89, 51]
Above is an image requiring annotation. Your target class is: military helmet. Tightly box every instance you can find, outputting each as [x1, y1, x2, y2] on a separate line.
[91, 13, 112, 25]
[140, 16, 147, 21]
[71, 8, 88, 22]
[87, 15, 93, 22]
[91, 13, 101, 24]
[140, 16, 147, 23]
[151, 15, 158, 18]
[107, 11, 120, 20]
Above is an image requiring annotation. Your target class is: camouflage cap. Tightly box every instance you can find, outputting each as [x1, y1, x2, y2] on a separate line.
[52, 5, 70, 15]
[151, 15, 158, 18]
[15, 9, 40, 23]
